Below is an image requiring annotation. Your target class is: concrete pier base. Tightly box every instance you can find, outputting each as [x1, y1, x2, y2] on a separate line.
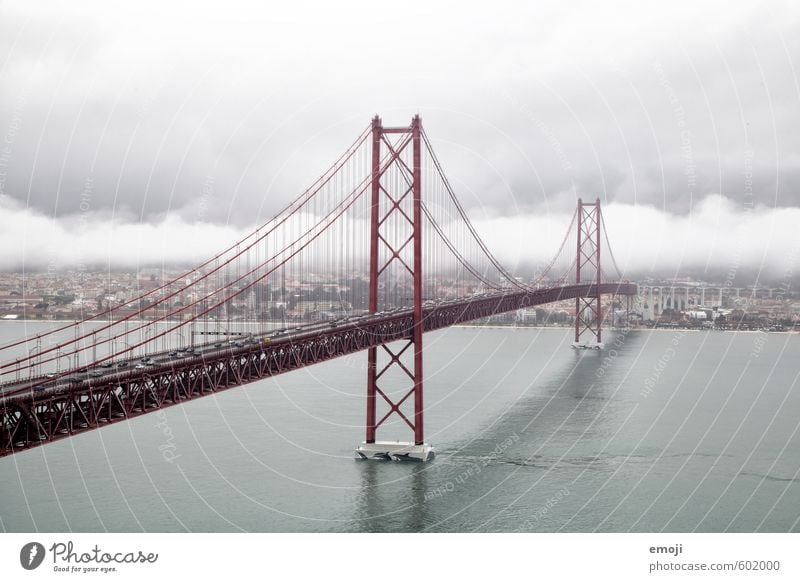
[355, 441, 435, 462]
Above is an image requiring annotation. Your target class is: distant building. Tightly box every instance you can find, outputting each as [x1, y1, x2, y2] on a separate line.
[685, 310, 708, 320]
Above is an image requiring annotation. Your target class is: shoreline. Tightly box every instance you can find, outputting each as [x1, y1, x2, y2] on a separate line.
[1, 320, 796, 335]
[452, 325, 798, 334]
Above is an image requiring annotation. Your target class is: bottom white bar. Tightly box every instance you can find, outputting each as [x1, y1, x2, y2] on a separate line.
[1, 533, 796, 581]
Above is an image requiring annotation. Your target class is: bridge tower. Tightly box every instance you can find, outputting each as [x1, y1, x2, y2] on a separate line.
[355, 115, 434, 462]
[573, 197, 604, 349]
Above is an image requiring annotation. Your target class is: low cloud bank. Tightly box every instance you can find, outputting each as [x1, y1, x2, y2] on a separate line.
[0, 195, 243, 272]
[0, 194, 797, 284]
[468, 194, 798, 283]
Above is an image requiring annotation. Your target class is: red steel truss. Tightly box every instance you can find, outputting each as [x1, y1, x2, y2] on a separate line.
[574, 198, 604, 346]
[366, 115, 425, 445]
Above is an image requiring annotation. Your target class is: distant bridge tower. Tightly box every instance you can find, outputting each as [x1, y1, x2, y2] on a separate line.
[355, 115, 433, 462]
[573, 198, 604, 349]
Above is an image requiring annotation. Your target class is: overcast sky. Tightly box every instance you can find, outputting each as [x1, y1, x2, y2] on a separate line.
[0, 0, 798, 282]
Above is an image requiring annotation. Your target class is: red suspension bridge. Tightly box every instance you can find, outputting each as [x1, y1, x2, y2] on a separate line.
[0, 116, 636, 461]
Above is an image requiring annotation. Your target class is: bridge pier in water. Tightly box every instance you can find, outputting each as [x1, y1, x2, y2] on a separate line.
[573, 198, 605, 350]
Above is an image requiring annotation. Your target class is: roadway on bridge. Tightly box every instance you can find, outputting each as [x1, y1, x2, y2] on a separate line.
[0, 284, 636, 403]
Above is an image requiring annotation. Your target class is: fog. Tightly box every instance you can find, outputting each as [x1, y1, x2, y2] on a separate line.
[1, 192, 796, 286]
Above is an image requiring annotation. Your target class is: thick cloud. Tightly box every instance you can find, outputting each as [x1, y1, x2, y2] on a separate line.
[0, 0, 798, 278]
[1, 193, 797, 287]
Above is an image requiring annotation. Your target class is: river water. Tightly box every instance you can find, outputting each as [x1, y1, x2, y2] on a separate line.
[1, 323, 798, 532]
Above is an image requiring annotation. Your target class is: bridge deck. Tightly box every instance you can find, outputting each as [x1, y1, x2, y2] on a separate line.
[0, 282, 635, 457]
